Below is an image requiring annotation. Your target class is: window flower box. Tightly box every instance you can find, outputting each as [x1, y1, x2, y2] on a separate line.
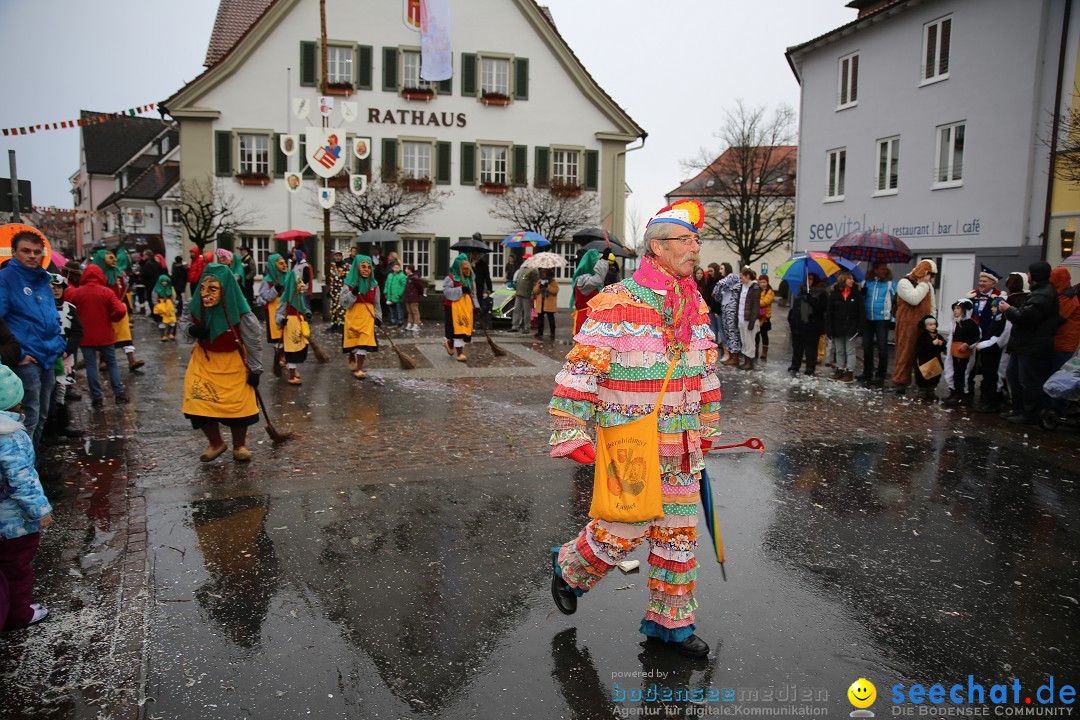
[325, 82, 354, 96]
[479, 182, 510, 194]
[402, 177, 433, 192]
[235, 173, 270, 186]
[402, 87, 435, 101]
[549, 180, 583, 198]
[481, 91, 512, 106]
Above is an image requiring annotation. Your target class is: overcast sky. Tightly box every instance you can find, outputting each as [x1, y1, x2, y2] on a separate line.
[0, 0, 853, 222]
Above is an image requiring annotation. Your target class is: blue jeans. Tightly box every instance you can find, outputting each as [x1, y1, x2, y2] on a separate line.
[12, 360, 56, 450]
[709, 311, 723, 347]
[388, 302, 405, 326]
[861, 320, 890, 379]
[82, 346, 124, 402]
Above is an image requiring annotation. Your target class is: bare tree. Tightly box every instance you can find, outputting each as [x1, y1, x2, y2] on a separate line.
[1044, 95, 1080, 184]
[325, 178, 450, 232]
[682, 100, 796, 268]
[487, 186, 597, 243]
[177, 177, 260, 251]
[624, 198, 647, 253]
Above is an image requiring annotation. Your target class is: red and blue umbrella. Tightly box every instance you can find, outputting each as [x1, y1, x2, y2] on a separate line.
[501, 231, 549, 248]
[829, 230, 913, 264]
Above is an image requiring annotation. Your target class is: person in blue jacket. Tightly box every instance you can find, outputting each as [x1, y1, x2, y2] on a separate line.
[0, 226, 66, 450]
[858, 261, 897, 386]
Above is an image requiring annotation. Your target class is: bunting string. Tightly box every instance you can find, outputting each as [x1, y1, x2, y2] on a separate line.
[1, 103, 158, 137]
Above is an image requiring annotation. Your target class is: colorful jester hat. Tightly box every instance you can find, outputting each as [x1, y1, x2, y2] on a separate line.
[634, 199, 707, 353]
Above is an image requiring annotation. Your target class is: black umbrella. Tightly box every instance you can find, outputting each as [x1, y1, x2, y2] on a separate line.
[450, 233, 492, 252]
[581, 239, 634, 258]
[355, 229, 402, 245]
[572, 227, 624, 246]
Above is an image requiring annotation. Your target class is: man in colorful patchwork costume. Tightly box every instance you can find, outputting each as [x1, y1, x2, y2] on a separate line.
[548, 200, 722, 659]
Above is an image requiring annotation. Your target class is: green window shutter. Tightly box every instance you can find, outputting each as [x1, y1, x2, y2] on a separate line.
[460, 142, 476, 185]
[382, 47, 399, 91]
[381, 137, 398, 181]
[461, 53, 477, 96]
[298, 137, 315, 179]
[300, 41, 317, 87]
[584, 149, 599, 191]
[514, 57, 529, 100]
[434, 237, 451, 278]
[436, 142, 452, 185]
[357, 45, 373, 90]
[273, 134, 286, 178]
[512, 144, 528, 186]
[438, 76, 452, 94]
[215, 131, 233, 177]
[534, 146, 549, 187]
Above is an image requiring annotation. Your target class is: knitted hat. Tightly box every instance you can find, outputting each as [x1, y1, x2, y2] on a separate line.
[646, 199, 705, 234]
[0, 364, 25, 411]
[1028, 261, 1052, 283]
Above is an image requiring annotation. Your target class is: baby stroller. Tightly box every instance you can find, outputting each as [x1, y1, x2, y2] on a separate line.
[1041, 346, 1080, 431]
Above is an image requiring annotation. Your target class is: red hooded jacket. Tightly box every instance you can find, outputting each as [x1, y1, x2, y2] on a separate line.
[1051, 267, 1080, 354]
[65, 265, 128, 347]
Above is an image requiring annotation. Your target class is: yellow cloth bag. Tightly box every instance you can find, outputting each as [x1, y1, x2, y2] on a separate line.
[588, 357, 678, 524]
[451, 294, 474, 336]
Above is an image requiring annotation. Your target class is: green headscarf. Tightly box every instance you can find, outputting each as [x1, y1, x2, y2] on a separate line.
[344, 254, 376, 294]
[154, 275, 174, 299]
[231, 253, 245, 287]
[279, 267, 308, 314]
[115, 247, 132, 274]
[448, 253, 473, 291]
[188, 263, 252, 341]
[91, 249, 120, 286]
[263, 253, 288, 287]
[569, 249, 600, 307]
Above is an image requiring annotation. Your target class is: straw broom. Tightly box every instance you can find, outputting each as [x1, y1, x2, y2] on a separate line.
[224, 308, 297, 443]
[364, 303, 417, 369]
[481, 327, 507, 357]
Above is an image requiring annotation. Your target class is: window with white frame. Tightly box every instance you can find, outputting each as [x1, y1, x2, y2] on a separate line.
[326, 45, 354, 86]
[552, 241, 577, 280]
[934, 122, 965, 187]
[825, 148, 846, 200]
[487, 240, 505, 280]
[479, 145, 508, 186]
[401, 141, 432, 180]
[333, 236, 354, 255]
[837, 52, 859, 109]
[238, 134, 270, 176]
[552, 149, 580, 186]
[402, 50, 430, 90]
[241, 235, 272, 273]
[480, 56, 510, 96]
[401, 237, 431, 278]
[875, 136, 900, 194]
[922, 15, 951, 83]
[165, 207, 181, 225]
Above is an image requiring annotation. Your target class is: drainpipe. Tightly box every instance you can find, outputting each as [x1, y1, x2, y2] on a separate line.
[1042, 0, 1072, 261]
[606, 132, 647, 241]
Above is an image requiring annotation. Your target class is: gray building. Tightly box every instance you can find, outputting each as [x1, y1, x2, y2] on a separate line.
[787, 0, 1075, 317]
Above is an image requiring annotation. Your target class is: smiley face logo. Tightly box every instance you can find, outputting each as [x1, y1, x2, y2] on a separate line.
[848, 678, 876, 709]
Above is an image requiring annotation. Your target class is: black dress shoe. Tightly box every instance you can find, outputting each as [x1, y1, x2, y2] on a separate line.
[649, 633, 710, 658]
[550, 549, 577, 615]
[91, 398, 104, 409]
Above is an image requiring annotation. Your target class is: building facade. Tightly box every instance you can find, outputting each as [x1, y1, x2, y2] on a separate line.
[787, 0, 1074, 318]
[162, 0, 644, 303]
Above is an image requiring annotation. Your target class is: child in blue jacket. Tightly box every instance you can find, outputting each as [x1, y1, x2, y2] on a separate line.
[0, 363, 53, 630]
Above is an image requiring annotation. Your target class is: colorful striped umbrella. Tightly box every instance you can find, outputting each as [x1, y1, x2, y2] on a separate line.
[1060, 254, 1080, 269]
[774, 252, 864, 289]
[501, 231, 550, 248]
[829, 231, 913, 264]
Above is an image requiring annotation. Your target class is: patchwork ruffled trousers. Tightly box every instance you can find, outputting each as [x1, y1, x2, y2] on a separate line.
[555, 473, 700, 643]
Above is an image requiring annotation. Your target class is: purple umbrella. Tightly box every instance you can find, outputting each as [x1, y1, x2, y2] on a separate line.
[830, 231, 913, 264]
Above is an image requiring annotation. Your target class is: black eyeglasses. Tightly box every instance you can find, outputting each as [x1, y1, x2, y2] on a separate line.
[665, 234, 702, 247]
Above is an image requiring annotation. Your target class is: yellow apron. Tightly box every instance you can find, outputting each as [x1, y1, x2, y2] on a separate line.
[283, 314, 309, 354]
[154, 299, 176, 325]
[112, 313, 133, 344]
[343, 302, 377, 349]
[182, 345, 257, 419]
[266, 297, 282, 341]
[451, 295, 474, 336]
[588, 357, 678, 524]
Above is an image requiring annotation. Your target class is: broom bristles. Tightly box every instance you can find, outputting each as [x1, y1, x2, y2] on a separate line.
[308, 336, 331, 363]
[379, 326, 418, 370]
[483, 329, 507, 357]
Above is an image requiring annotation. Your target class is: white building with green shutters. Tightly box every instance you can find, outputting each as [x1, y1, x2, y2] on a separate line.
[162, 0, 644, 303]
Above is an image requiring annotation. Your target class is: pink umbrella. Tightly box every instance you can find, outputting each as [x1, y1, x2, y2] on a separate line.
[50, 250, 67, 268]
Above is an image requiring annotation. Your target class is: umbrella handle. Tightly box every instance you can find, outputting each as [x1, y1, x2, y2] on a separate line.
[704, 437, 765, 454]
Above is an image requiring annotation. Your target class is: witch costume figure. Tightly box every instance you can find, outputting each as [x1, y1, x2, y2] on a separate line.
[548, 200, 722, 659]
[274, 265, 310, 386]
[570, 248, 609, 335]
[443, 253, 480, 362]
[92, 247, 144, 372]
[255, 253, 289, 374]
[179, 264, 263, 463]
[339, 254, 381, 380]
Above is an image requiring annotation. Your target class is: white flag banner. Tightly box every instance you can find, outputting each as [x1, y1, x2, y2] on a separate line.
[304, 127, 347, 178]
[349, 174, 368, 196]
[318, 187, 336, 209]
[419, 0, 452, 82]
[318, 96, 334, 117]
[292, 98, 310, 121]
[352, 137, 371, 161]
[340, 101, 358, 123]
[280, 134, 298, 157]
[284, 172, 303, 194]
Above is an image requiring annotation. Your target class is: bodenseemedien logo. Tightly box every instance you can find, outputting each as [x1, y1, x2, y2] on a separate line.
[849, 678, 877, 717]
